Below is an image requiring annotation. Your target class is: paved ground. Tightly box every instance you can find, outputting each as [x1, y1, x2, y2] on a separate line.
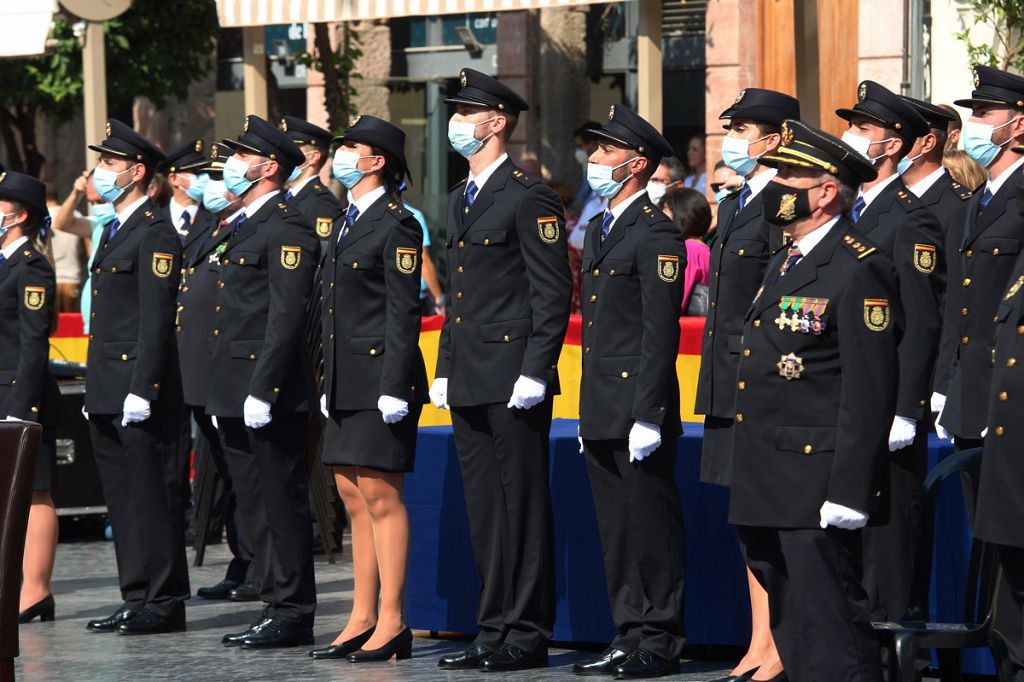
[15, 533, 745, 682]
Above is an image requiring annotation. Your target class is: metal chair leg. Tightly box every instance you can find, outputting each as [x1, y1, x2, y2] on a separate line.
[893, 634, 921, 682]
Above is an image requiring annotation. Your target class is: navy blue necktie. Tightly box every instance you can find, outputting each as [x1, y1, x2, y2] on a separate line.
[285, 189, 293, 201]
[851, 196, 866, 223]
[0, 253, 5, 267]
[737, 184, 752, 213]
[107, 218, 121, 242]
[979, 188, 993, 213]
[231, 214, 247, 238]
[463, 180, 478, 214]
[337, 204, 359, 253]
[601, 210, 614, 241]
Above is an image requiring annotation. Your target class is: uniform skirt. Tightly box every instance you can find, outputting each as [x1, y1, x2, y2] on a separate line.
[322, 404, 422, 473]
[33, 426, 58, 491]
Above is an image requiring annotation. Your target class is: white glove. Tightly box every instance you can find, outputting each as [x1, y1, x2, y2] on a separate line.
[819, 501, 869, 530]
[507, 375, 547, 410]
[320, 394, 329, 419]
[211, 415, 218, 429]
[932, 392, 954, 440]
[628, 420, 662, 462]
[930, 392, 946, 413]
[378, 395, 410, 424]
[2, 415, 21, 422]
[429, 378, 449, 410]
[888, 415, 917, 452]
[578, 424, 583, 455]
[981, 427, 989, 438]
[121, 393, 151, 427]
[81, 405, 89, 421]
[243, 395, 272, 429]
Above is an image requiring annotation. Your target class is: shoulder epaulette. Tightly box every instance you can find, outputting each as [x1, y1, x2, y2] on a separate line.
[448, 178, 468, 193]
[842, 233, 878, 260]
[896, 188, 924, 211]
[386, 201, 410, 220]
[510, 167, 540, 187]
[949, 180, 974, 200]
[276, 201, 290, 213]
[143, 209, 158, 222]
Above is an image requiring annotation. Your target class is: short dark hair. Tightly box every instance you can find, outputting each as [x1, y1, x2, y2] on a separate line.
[662, 187, 711, 240]
[938, 104, 962, 131]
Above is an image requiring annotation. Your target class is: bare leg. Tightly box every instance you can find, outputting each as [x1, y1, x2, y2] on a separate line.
[733, 566, 784, 679]
[19, 491, 58, 611]
[357, 469, 409, 650]
[331, 466, 380, 644]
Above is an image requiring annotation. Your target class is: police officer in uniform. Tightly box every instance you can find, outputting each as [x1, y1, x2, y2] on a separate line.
[731, 119, 902, 681]
[899, 96, 977, 237]
[974, 243, 1024, 679]
[280, 115, 345, 243]
[207, 115, 320, 649]
[83, 119, 189, 635]
[935, 66, 1024, 452]
[0, 172, 61, 623]
[311, 115, 427, 662]
[698, 88, 799, 682]
[429, 69, 572, 672]
[176, 144, 260, 601]
[572, 105, 687, 679]
[163, 139, 215, 242]
[836, 81, 946, 623]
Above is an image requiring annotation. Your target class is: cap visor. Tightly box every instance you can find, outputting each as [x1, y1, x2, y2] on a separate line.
[953, 97, 1008, 108]
[592, 129, 635, 150]
[443, 96, 494, 109]
[222, 139, 265, 155]
[88, 144, 132, 159]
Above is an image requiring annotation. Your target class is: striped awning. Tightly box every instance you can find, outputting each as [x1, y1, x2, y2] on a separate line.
[0, 2, 57, 58]
[217, 0, 611, 27]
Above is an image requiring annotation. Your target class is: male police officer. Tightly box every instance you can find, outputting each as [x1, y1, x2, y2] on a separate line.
[731, 119, 902, 681]
[573, 105, 687, 679]
[899, 96, 977, 237]
[84, 119, 189, 635]
[176, 143, 260, 601]
[697, 87, 799, 487]
[163, 139, 214, 241]
[281, 115, 344, 243]
[836, 81, 945, 623]
[430, 69, 572, 672]
[206, 115, 320, 649]
[935, 65, 1024, 452]
[974, 246, 1024, 679]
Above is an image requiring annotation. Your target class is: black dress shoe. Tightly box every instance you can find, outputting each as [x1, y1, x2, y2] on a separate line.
[222, 616, 273, 646]
[87, 605, 137, 633]
[118, 607, 186, 635]
[574, 648, 631, 675]
[614, 648, 680, 679]
[241, 618, 314, 649]
[19, 595, 55, 623]
[347, 627, 413, 662]
[480, 643, 549, 672]
[229, 582, 261, 602]
[709, 667, 759, 682]
[309, 626, 375, 659]
[197, 579, 240, 600]
[438, 643, 495, 670]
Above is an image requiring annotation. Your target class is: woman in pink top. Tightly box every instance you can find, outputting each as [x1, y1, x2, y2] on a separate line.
[660, 187, 711, 314]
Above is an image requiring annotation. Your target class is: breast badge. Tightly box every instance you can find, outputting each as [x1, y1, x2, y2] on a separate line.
[280, 246, 301, 270]
[776, 353, 804, 381]
[23, 286, 45, 311]
[775, 296, 828, 334]
[316, 217, 333, 238]
[657, 254, 680, 283]
[152, 252, 174, 278]
[863, 298, 890, 332]
[396, 247, 418, 274]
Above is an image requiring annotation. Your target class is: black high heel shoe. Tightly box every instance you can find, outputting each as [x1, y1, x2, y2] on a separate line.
[709, 667, 759, 682]
[19, 595, 55, 623]
[347, 627, 413, 662]
[309, 626, 375, 659]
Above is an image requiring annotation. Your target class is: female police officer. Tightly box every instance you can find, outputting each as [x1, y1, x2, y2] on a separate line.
[310, 115, 427, 663]
[0, 172, 61, 623]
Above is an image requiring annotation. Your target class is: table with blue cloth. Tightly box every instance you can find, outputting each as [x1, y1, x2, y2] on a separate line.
[405, 419, 993, 674]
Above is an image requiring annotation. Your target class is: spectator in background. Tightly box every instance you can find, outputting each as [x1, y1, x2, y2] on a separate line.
[708, 160, 743, 236]
[147, 171, 172, 209]
[938, 102, 963, 150]
[401, 197, 445, 315]
[683, 133, 707, 194]
[519, 154, 545, 180]
[943, 149, 988, 190]
[574, 121, 606, 222]
[45, 184, 88, 313]
[549, 180, 583, 314]
[661, 187, 711, 315]
[647, 156, 684, 207]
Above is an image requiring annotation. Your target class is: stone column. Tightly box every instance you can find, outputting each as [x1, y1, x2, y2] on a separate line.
[538, 7, 589, 186]
[497, 10, 538, 165]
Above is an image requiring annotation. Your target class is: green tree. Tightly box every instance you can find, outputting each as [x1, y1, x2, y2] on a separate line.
[0, 0, 219, 176]
[955, 0, 1024, 72]
[296, 23, 362, 134]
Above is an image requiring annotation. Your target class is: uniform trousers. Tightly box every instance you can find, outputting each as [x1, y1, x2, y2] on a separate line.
[583, 437, 687, 661]
[89, 410, 190, 616]
[861, 433, 926, 622]
[218, 413, 316, 625]
[450, 400, 555, 653]
[739, 525, 882, 682]
[994, 544, 1024, 681]
[192, 406, 255, 584]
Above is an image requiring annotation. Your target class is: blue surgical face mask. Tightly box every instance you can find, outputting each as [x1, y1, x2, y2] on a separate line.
[896, 152, 923, 175]
[184, 173, 209, 203]
[287, 153, 312, 184]
[714, 188, 732, 204]
[223, 156, 268, 198]
[202, 179, 232, 214]
[721, 133, 771, 176]
[332, 149, 376, 189]
[0, 211, 17, 239]
[91, 202, 117, 226]
[447, 117, 497, 159]
[962, 117, 1020, 167]
[93, 165, 135, 203]
[587, 159, 634, 199]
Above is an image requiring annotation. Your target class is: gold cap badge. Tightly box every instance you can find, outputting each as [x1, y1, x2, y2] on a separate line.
[105, 121, 112, 137]
[857, 81, 867, 102]
[734, 90, 745, 105]
[460, 70, 467, 88]
[195, 140, 204, 153]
